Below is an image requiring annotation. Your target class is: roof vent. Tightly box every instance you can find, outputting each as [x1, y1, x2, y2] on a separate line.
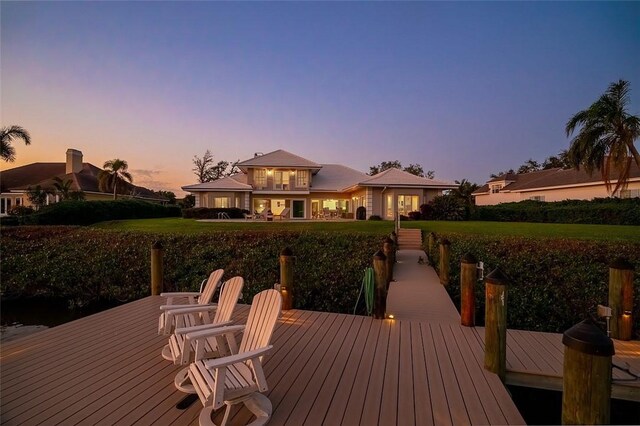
[254, 152, 264, 158]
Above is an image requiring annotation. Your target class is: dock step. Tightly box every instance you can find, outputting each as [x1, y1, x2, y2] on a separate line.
[397, 228, 422, 249]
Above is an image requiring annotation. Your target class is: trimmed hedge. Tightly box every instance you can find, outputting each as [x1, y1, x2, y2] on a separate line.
[183, 207, 249, 219]
[22, 200, 181, 226]
[470, 198, 640, 225]
[1, 227, 380, 312]
[427, 232, 640, 335]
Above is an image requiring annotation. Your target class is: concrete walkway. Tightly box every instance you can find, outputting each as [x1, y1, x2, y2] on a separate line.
[385, 249, 461, 324]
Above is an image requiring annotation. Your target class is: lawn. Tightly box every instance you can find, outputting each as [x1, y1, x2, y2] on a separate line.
[93, 218, 640, 241]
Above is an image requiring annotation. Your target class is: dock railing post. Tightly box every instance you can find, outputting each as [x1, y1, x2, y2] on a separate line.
[609, 258, 634, 340]
[460, 253, 477, 327]
[438, 239, 451, 286]
[151, 241, 164, 296]
[373, 250, 388, 319]
[484, 267, 507, 382]
[383, 237, 395, 285]
[427, 232, 436, 265]
[279, 247, 294, 310]
[561, 319, 614, 425]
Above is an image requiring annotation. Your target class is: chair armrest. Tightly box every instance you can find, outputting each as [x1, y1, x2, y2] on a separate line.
[185, 325, 245, 341]
[203, 346, 273, 370]
[160, 291, 202, 298]
[175, 321, 234, 335]
[161, 304, 217, 313]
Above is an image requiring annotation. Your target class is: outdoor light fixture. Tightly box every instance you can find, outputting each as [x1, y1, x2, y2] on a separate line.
[387, 314, 395, 319]
[476, 261, 484, 281]
[597, 305, 612, 336]
[267, 169, 273, 176]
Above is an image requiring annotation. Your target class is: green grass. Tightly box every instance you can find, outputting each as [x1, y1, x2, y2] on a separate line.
[92, 218, 640, 241]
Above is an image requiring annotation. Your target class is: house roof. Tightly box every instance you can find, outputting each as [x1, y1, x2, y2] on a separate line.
[236, 149, 322, 170]
[357, 167, 457, 189]
[0, 162, 165, 201]
[181, 175, 253, 192]
[473, 163, 640, 195]
[310, 164, 369, 192]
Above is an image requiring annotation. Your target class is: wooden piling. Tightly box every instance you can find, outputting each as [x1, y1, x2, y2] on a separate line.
[438, 239, 451, 286]
[373, 250, 388, 319]
[484, 267, 507, 382]
[383, 237, 395, 285]
[151, 241, 164, 296]
[427, 232, 436, 265]
[460, 253, 477, 327]
[562, 319, 614, 425]
[279, 247, 294, 310]
[609, 258, 634, 340]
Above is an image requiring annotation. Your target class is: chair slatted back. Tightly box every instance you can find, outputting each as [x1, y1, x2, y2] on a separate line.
[199, 269, 224, 305]
[213, 277, 244, 323]
[239, 289, 282, 354]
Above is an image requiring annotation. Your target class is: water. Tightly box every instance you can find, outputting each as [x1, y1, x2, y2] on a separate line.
[0, 297, 121, 343]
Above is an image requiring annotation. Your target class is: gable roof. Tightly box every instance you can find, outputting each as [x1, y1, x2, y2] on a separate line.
[358, 167, 457, 189]
[237, 149, 322, 170]
[473, 163, 640, 195]
[182, 175, 253, 192]
[1, 162, 165, 201]
[310, 164, 369, 192]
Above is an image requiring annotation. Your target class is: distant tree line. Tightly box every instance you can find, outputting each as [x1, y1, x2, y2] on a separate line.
[368, 160, 435, 179]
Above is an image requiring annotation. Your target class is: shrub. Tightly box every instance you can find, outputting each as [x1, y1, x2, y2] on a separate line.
[428, 195, 466, 220]
[1, 227, 381, 313]
[24, 200, 181, 226]
[8, 205, 35, 216]
[356, 206, 366, 220]
[428, 233, 640, 335]
[368, 215, 382, 221]
[408, 211, 422, 221]
[470, 198, 640, 225]
[182, 207, 249, 219]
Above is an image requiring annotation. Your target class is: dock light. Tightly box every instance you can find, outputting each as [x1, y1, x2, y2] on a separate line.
[387, 314, 395, 319]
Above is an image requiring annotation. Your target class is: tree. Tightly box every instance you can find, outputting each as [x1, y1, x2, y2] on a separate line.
[179, 194, 195, 209]
[517, 159, 541, 174]
[192, 151, 238, 182]
[451, 179, 480, 206]
[98, 159, 133, 200]
[490, 169, 515, 179]
[153, 190, 177, 204]
[542, 150, 571, 170]
[27, 185, 52, 210]
[1, 125, 31, 162]
[52, 177, 73, 200]
[566, 79, 640, 193]
[369, 160, 433, 177]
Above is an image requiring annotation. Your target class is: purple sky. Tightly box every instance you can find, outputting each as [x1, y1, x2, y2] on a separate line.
[2, 2, 639, 196]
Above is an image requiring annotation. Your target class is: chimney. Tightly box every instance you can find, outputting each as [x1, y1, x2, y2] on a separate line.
[66, 149, 83, 174]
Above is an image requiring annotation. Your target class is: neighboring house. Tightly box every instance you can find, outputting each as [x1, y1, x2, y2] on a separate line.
[472, 163, 640, 205]
[0, 149, 165, 216]
[182, 149, 456, 219]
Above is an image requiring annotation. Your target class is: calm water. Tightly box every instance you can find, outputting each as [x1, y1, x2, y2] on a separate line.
[0, 297, 121, 343]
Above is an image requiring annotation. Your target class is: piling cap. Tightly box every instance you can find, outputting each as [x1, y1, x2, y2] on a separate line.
[391, 231, 397, 236]
[562, 319, 614, 357]
[280, 247, 293, 256]
[384, 236, 394, 244]
[440, 238, 451, 246]
[373, 250, 387, 261]
[461, 253, 477, 264]
[609, 257, 634, 271]
[152, 241, 163, 250]
[485, 267, 508, 285]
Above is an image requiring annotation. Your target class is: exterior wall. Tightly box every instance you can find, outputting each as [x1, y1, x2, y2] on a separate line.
[474, 180, 640, 205]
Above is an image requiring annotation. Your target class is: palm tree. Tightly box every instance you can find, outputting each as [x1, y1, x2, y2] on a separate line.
[52, 177, 73, 200]
[1, 125, 32, 162]
[98, 159, 133, 200]
[566, 80, 640, 193]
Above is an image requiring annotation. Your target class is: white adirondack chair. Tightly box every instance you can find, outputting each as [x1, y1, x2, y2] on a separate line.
[181, 289, 282, 426]
[158, 269, 224, 335]
[161, 276, 244, 367]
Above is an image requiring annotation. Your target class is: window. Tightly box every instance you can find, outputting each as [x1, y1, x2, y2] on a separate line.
[490, 184, 502, 194]
[254, 169, 267, 188]
[274, 171, 283, 189]
[529, 195, 545, 202]
[398, 195, 419, 216]
[620, 189, 640, 199]
[16, 198, 21, 206]
[386, 194, 393, 218]
[213, 197, 229, 208]
[296, 170, 308, 187]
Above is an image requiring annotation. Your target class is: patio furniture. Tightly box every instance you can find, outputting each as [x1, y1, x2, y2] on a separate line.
[181, 289, 282, 426]
[274, 207, 290, 220]
[164, 277, 244, 387]
[157, 269, 224, 335]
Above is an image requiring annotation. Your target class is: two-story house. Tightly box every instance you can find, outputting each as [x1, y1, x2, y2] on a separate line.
[182, 149, 457, 219]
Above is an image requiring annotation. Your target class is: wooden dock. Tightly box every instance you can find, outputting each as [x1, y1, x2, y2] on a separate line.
[0, 296, 524, 425]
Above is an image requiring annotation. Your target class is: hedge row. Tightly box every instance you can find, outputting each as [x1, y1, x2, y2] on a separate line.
[183, 207, 249, 219]
[19, 200, 181, 226]
[470, 198, 640, 225]
[426, 232, 640, 335]
[1, 227, 380, 313]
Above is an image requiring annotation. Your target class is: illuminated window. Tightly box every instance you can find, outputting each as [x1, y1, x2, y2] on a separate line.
[254, 169, 266, 188]
[386, 194, 393, 218]
[397, 195, 419, 215]
[214, 197, 229, 208]
[274, 171, 283, 189]
[296, 170, 308, 187]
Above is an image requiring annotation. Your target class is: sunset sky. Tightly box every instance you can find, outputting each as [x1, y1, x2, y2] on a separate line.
[2, 2, 639, 196]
